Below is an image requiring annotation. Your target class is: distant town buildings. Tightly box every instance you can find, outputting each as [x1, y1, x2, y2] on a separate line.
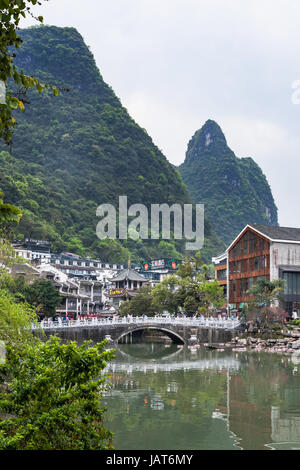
[11, 240, 183, 317]
[14, 239, 51, 261]
[136, 258, 181, 287]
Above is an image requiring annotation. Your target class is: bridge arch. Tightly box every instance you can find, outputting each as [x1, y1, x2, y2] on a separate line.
[116, 326, 185, 345]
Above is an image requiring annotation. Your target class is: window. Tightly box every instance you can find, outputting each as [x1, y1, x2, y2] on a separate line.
[217, 269, 227, 281]
[284, 272, 300, 295]
[233, 280, 236, 296]
[258, 237, 265, 251]
[243, 232, 249, 254]
[240, 278, 249, 296]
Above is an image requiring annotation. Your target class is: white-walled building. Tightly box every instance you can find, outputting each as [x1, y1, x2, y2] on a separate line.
[38, 263, 104, 317]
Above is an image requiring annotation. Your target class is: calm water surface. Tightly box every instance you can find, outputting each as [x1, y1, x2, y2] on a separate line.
[102, 342, 300, 450]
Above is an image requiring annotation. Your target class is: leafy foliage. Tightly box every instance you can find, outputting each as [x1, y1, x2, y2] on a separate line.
[21, 278, 62, 317]
[0, 288, 37, 348]
[120, 257, 224, 317]
[245, 278, 286, 329]
[0, 191, 22, 235]
[0, 336, 115, 450]
[119, 285, 156, 317]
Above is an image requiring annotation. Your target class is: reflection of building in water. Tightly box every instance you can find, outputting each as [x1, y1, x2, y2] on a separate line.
[226, 373, 272, 449]
[151, 395, 165, 410]
[271, 406, 300, 444]
[222, 360, 300, 450]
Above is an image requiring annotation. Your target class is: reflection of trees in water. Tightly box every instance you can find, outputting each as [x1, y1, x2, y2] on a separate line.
[105, 367, 228, 430]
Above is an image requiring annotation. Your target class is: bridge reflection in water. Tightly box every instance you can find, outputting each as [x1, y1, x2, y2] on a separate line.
[103, 345, 300, 450]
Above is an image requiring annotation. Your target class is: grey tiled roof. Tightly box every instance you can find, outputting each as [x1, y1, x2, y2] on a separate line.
[110, 268, 147, 282]
[250, 224, 300, 241]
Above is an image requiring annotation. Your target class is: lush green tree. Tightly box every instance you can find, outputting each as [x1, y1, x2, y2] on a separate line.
[65, 236, 85, 257]
[23, 278, 61, 317]
[246, 278, 286, 329]
[0, 336, 115, 450]
[93, 239, 130, 263]
[0, 289, 37, 349]
[0, 191, 22, 234]
[177, 274, 224, 316]
[177, 257, 194, 279]
[119, 285, 156, 317]
[151, 275, 182, 315]
[121, 260, 224, 317]
[248, 278, 285, 307]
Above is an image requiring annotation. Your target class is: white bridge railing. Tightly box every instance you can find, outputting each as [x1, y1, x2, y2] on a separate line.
[34, 315, 240, 331]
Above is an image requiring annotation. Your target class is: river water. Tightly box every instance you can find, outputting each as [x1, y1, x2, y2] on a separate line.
[102, 342, 300, 450]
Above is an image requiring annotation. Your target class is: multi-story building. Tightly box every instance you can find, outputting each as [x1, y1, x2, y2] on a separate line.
[38, 264, 104, 317]
[49, 253, 126, 280]
[136, 258, 182, 287]
[13, 239, 51, 261]
[213, 224, 300, 315]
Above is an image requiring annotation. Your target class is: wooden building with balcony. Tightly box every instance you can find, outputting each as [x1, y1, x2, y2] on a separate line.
[213, 224, 300, 315]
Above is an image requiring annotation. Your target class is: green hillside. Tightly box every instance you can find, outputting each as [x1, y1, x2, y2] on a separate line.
[179, 120, 278, 245]
[0, 26, 224, 263]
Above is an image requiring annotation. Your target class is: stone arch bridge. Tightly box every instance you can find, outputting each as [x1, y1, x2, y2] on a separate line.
[40, 316, 241, 345]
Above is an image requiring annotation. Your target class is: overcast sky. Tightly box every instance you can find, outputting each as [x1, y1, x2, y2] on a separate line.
[21, 0, 300, 227]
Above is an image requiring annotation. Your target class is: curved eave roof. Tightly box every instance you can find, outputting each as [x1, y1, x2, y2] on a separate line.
[110, 268, 147, 282]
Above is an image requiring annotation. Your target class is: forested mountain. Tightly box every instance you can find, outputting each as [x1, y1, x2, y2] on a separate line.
[0, 26, 224, 263]
[179, 120, 278, 245]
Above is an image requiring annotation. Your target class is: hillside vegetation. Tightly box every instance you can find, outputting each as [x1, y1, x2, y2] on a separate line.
[179, 120, 278, 245]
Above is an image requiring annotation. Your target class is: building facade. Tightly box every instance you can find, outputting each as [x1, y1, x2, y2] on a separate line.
[213, 224, 300, 315]
[13, 239, 51, 261]
[136, 258, 182, 287]
[38, 264, 104, 317]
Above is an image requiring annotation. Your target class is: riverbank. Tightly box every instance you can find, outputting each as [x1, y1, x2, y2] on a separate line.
[204, 327, 300, 354]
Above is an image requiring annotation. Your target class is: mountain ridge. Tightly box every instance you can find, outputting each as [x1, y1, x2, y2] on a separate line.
[179, 119, 278, 245]
[0, 26, 225, 262]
